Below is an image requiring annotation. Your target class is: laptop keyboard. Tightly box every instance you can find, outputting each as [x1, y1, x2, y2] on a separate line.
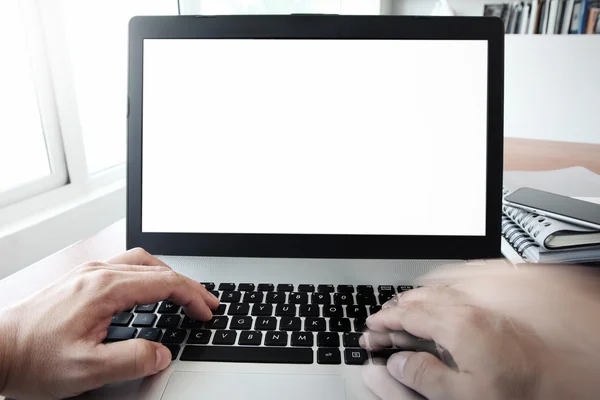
[108, 283, 421, 365]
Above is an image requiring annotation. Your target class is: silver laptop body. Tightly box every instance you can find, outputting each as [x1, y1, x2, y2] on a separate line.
[83, 14, 505, 400]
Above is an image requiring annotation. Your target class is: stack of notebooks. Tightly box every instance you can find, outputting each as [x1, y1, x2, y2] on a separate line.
[502, 188, 600, 263]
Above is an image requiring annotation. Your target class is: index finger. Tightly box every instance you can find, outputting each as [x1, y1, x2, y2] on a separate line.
[366, 301, 458, 353]
[93, 268, 219, 320]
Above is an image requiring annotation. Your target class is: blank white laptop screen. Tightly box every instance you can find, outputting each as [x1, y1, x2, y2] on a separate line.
[142, 39, 488, 236]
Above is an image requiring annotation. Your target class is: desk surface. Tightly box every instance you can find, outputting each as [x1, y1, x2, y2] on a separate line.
[1, 138, 600, 307]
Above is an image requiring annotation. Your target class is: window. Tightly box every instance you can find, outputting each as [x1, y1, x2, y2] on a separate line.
[0, 0, 67, 208]
[0, 1, 177, 210]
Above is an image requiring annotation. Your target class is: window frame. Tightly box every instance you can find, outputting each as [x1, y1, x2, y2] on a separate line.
[0, 0, 69, 209]
[0, 0, 126, 221]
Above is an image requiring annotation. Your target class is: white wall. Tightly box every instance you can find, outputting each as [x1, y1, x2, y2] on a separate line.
[390, 0, 600, 144]
[504, 35, 600, 143]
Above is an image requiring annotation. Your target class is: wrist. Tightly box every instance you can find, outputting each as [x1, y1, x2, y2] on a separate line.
[0, 307, 17, 395]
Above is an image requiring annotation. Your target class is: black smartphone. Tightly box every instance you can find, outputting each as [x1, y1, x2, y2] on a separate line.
[503, 187, 600, 230]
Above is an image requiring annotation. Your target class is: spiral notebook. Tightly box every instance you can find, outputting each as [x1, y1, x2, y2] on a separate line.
[501, 188, 600, 264]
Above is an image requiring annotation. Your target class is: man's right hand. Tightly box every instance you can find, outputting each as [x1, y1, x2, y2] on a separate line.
[362, 266, 600, 400]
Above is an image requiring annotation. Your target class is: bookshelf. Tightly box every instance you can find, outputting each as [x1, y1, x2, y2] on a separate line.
[383, 0, 600, 145]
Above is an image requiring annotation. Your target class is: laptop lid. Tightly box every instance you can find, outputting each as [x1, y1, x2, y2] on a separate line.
[127, 15, 504, 260]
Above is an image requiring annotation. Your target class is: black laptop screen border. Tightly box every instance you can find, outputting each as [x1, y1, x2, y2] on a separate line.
[126, 15, 504, 260]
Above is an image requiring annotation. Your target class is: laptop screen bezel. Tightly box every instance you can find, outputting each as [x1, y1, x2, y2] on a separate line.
[127, 15, 504, 260]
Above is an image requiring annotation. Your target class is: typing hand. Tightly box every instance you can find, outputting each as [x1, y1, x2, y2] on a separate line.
[0, 248, 219, 399]
[361, 265, 600, 400]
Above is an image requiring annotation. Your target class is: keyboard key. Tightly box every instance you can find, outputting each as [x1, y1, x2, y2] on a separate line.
[344, 349, 368, 365]
[298, 284, 315, 292]
[354, 318, 366, 332]
[206, 316, 229, 330]
[289, 292, 308, 305]
[347, 305, 368, 318]
[334, 293, 354, 305]
[323, 305, 343, 318]
[317, 284, 335, 293]
[238, 283, 255, 292]
[343, 332, 363, 348]
[255, 317, 277, 331]
[135, 303, 157, 313]
[266, 291, 286, 304]
[138, 328, 162, 342]
[219, 283, 236, 291]
[227, 303, 250, 316]
[111, 312, 133, 327]
[210, 290, 220, 299]
[330, 318, 351, 332]
[187, 329, 212, 344]
[200, 282, 215, 290]
[356, 293, 377, 306]
[238, 330, 263, 346]
[213, 330, 237, 345]
[214, 304, 227, 315]
[279, 317, 301, 331]
[317, 348, 341, 365]
[265, 331, 288, 346]
[291, 331, 314, 347]
[181, 316, 204, 329]
[299, 304, 320, 317]
[257, 283, 275, 292]
[251, 303, 273, 316]
[158, 301, 181, 314]
[132, 314, 156, 327]
[317, 332, 340, 347]
[369, 305, 382, 315]
[165, 344, 180, 360]
[312, 293, 331, 304]
[156, 314, 181, 328]
[305, 317, 326, 332]
[378, 293, 394, 304]
[230, 316, 253, 330]
[162, 329, 187, 344]
[243, 291, 264, 303]
[337, 285, 355, 293]
[181, 346, 313, 364]
[277, 284, 294, 292]
[105, 327, 136, 341]
[221, 291, 242, 303]
[275, 304, 296, 316]
[377, 285, 396, 294]
[356, 285, 374, 293]
[398, 285, 414, 292]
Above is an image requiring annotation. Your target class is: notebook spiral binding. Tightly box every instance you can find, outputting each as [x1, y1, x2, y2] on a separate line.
[501, 187, 542, 262]
[501, 214, 538, 262]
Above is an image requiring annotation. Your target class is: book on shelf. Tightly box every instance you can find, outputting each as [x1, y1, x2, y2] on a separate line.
[547, 0, 561, 33]
[484, 0, 600, 33]
[502, 188, 600, 264]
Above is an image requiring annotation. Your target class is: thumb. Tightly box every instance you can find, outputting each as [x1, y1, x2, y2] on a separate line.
[93, 339, 172, 385]
[387, 351, 458, 400]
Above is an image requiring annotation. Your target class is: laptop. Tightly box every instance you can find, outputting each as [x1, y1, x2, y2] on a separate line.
[99, 14, 504, 400]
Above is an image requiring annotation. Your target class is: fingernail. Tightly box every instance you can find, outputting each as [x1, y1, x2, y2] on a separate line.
[155, 347, 171, 371]
[382, 295, 399, 309]
[365, 315, 374, 327]
[387, 352, 408, 380]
